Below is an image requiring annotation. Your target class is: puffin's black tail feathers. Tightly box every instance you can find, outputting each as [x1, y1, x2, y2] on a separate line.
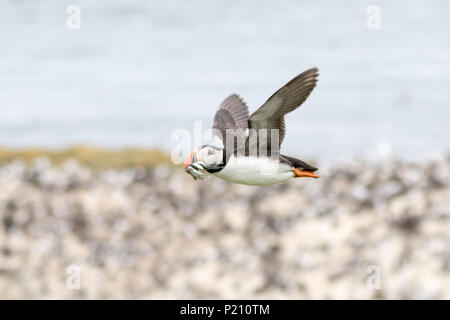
[280, 154, 318, 172]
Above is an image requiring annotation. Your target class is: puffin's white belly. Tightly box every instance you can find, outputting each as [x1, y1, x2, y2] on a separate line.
[213, 156, 295, 186]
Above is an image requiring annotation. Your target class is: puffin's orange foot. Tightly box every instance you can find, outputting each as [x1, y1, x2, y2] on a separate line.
[293, 168, 319, 179]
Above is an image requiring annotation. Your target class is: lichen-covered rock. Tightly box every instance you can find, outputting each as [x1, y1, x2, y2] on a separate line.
[0, 155, 449, 299]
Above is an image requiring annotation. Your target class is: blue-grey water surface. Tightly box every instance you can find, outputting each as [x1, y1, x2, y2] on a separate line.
[1, 0, 449, 160]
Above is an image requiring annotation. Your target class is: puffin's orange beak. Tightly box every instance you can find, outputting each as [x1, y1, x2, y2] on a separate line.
[185, 151, 195, 169]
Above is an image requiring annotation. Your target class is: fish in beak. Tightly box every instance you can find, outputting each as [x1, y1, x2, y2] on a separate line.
[184, 150, 208, 180]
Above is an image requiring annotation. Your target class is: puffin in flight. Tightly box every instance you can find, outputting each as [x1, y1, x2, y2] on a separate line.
[185, 67, 320, 186]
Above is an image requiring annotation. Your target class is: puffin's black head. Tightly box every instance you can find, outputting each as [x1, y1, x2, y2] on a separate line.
[184, 145, 224, 180]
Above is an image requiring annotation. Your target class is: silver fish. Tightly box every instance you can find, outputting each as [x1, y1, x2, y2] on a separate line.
[185, 163, 209, 180]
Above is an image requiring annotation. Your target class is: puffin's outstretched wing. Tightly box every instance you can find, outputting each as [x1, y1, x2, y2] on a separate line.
[245, 67, 319, 156]
[212, 94, 249, 147]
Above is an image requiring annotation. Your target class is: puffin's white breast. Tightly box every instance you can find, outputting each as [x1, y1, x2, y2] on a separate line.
[213, 155, 294, 186]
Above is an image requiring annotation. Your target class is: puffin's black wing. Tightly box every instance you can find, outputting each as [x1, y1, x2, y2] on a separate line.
[245, 68, 319, 156]
[212, 94, 249, 148]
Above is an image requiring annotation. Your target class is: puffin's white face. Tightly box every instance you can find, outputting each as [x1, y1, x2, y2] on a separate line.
[194, 146, 223, 167]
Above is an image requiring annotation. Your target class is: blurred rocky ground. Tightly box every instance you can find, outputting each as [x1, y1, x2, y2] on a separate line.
[0, 154, 449, 299]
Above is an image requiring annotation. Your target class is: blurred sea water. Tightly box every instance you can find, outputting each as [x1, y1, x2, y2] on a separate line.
[0, 0, 449, 160]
